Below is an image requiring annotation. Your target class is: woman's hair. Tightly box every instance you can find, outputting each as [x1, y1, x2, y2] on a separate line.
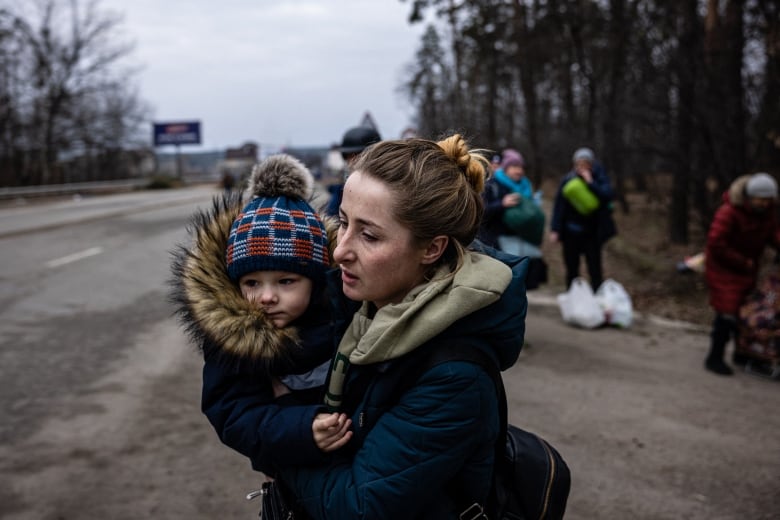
[350, 134, 488, 271]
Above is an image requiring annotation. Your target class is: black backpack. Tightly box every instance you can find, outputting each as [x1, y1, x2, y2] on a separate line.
[408, 342, 571, 520]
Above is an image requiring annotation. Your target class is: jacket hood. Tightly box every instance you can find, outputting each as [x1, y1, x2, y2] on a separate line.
[726, 175, 751, 207]
[169, 192, 339, 366]
[440, 248, 528, 369]
[338, 252, 517, 366]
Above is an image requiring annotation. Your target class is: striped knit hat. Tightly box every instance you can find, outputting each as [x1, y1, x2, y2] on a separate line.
[226, 154, 329, 284]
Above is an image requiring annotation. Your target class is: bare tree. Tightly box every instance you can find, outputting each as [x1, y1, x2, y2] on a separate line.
[2, 0, 147, 186]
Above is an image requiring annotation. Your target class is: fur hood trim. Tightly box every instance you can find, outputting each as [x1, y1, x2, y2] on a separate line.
[169, 192, 339, 364]
[727, 175, 750, 207]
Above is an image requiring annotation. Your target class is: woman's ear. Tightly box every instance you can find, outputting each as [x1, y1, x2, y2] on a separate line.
[421, 235, 449, 265]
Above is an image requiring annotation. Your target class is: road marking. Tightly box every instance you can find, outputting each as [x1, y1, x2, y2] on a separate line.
[45, 246, 104, 268]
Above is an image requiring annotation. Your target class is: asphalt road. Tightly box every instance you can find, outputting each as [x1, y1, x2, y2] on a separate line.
[0, 185, 777, 520]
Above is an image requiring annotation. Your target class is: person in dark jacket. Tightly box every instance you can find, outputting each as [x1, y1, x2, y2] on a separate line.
[324, 126, 381, 217]
[703, 172, 780, 375]
[549, 147, 616, 290]
[279, 134, 527, 519]
[169, 154, 357, 474]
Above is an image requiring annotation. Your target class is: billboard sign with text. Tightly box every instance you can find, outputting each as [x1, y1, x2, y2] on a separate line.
[153, 121, 201, 146]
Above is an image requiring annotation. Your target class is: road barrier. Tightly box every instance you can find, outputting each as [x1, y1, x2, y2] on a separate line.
[0, 179, 150, 200]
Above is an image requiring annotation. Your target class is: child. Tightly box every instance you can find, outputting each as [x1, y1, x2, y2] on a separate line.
[170, 154, 353, 474]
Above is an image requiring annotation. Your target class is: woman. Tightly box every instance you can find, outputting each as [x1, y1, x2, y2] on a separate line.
[703, 172, 780, 375]
[479, 148, 545, 267]
[549, 147, 616, 290]
[279, 135, 528, 518]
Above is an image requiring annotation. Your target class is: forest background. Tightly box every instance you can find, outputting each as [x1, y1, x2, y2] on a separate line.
[1, 0, 779, 323]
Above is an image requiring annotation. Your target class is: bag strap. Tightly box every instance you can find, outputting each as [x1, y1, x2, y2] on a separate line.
[404, 342, 509, 520]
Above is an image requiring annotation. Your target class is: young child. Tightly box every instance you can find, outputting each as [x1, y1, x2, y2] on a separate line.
[170, 154, 353, 474]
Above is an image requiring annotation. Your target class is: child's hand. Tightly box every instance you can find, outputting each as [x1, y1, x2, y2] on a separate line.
[313, 412, 352, 452]
[271, 377, 291, 398]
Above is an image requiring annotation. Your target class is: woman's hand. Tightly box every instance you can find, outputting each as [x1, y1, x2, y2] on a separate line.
[549, 231, 559, 244]
[576, 166, 593, 183]
[502, 192, 521, 207]
[313, 412, 353, 452]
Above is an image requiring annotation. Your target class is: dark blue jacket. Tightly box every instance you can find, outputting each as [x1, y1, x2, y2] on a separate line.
[169, 194, 357, 475]
[550, 162, 616, 245]
[479, 177, 514, 248]
[280, 255, 528, 519]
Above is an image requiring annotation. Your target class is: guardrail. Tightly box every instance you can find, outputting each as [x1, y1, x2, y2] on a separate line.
[0, 179, 150, 200]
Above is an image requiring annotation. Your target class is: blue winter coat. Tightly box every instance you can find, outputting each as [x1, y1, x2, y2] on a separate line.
[280, 254, 528, 519]
[169, 193, 357, 475]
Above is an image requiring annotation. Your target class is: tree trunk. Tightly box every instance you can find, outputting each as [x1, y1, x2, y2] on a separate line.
[603, 0, 631, 214]
[754, 0, 780, 169]
[515, 0, 544, 187]
[670, 0, 699, 245]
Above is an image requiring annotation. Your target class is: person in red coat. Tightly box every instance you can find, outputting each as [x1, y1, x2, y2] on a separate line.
[704, 172, 780, 375]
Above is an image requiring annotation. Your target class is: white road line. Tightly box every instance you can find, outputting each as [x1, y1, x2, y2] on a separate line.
[45, 246, 104, 268]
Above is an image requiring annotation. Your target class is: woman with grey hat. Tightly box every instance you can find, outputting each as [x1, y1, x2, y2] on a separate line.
[704, 172, 780, 375]
[549, 147, 616, 290]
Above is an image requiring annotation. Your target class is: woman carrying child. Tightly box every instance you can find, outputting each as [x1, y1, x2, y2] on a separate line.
[173, 134, 529, 518]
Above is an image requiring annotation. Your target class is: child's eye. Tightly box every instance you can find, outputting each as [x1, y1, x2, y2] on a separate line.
[279, 278, 296, 285]
[242, 279, 258, 288]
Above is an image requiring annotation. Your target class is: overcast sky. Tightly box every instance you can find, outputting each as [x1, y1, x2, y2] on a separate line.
[99, 0, 428, 151]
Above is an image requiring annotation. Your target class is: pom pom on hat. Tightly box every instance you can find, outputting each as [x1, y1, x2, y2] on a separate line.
[246, 154, 313, 200]
[226, 154, 329, 284]
[746, 172, 778, 199]
[572, 147, 595, 164]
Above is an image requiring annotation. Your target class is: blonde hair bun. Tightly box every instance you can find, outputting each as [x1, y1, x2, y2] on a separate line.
[436, 134, 487, 194]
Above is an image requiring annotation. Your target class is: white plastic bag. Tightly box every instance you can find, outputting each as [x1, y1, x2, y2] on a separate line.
[557, 277, 605, 328]
[595, 279, 633, 328]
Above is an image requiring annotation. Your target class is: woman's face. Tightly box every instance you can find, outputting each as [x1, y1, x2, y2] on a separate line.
[333, 171, 433, 309]
[505, 164, 525, 181]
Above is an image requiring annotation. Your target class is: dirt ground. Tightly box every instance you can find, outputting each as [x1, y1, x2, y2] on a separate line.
[536, 183, 713, 327]
[2, 296, 778, 520]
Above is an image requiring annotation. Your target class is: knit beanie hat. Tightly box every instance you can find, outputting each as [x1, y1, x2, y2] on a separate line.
[745, 172, 778, 199]
[501, 154, 525, 170]
[501, 148, 525, 170]
[572, 147, 595, 164]
[225, 154, 329, 285]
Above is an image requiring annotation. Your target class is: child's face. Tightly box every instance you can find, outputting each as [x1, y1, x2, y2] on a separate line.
[239, 270, 313, 328]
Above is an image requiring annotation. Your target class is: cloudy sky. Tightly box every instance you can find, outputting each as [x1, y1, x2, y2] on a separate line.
[98, 0, 429, 151]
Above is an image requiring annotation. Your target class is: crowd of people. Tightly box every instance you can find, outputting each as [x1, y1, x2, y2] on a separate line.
[170, 123, 778, 518]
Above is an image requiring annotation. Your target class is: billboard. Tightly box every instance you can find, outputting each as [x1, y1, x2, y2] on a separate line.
[153, 121, 201, 146]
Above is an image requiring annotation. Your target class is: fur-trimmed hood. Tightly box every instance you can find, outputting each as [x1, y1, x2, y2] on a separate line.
[169, 191, 339, 367]
[726, 175, 751, 207]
